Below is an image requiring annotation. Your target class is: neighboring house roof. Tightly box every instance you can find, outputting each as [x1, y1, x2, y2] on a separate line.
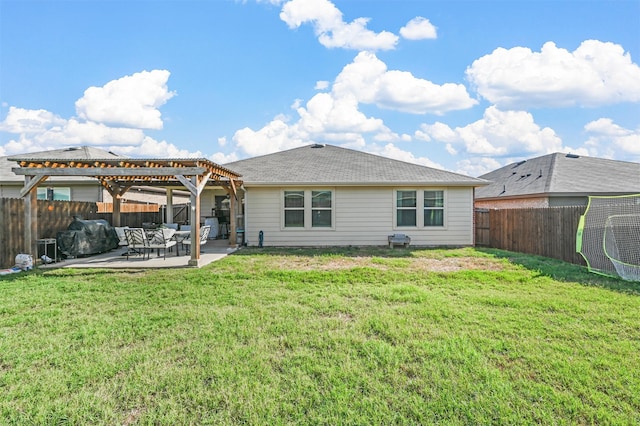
[1, 146, 123, 183]
[476, 153, 640, 200]
[224, 144, 488, 186]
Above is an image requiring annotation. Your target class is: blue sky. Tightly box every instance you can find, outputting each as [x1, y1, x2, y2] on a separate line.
[1, 0, 639, 176]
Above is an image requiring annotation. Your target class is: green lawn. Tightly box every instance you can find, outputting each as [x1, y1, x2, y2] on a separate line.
[1, 247, 639, 424]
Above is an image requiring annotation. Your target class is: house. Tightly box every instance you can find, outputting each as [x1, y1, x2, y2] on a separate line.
[475, 153, 640, 209]
[0, 146, 189, 206]
[225, 144, 488, 247]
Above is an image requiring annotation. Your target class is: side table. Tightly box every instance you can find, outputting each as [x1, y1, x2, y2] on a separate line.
[37, 238, 58, 263]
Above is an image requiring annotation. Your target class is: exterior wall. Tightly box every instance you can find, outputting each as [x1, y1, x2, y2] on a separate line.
[102, 187, 191, 206]
[0, 183, 102, 202]
[73, 185, 103, 202]
[475, 195, 590, 209]
[243, 186, 475, 247]
[0, 185, 21, 199]
[548, 196, 588, 207]
[474, 197, 549, 209]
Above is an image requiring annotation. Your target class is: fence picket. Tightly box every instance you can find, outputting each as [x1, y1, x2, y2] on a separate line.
[475, 206, 586, 265]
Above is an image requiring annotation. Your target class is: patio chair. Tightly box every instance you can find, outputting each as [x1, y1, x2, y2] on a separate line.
[114, 226, 130, 253]
[124, 228, 148, 260]
[146, 228, 177, 260]
[182, 225, 211, 255]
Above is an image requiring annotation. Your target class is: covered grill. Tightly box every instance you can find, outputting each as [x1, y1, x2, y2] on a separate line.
[57, 217, 119, 257]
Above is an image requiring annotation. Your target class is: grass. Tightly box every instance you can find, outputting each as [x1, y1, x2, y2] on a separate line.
[1, 247, 639, 424]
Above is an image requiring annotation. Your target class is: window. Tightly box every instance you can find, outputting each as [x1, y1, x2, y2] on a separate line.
[284, 191, 305, 227]
[394, 189, 446, 228]
[283, 189, 334, 229]
[312, 190, 332, 227]
[396, 190, 417, 227]
[37, 187, 71, 201]
[424, 190, 444, 226]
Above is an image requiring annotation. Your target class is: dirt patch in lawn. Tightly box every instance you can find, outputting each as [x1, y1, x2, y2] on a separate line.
[271, 256, 506, 272]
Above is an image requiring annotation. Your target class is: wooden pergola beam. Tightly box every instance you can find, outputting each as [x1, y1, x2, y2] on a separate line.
[12, 167, 206, 177]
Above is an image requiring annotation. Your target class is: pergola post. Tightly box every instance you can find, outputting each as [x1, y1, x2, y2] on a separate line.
[112, 196, 121, 227]
[101, 181, 131, 228]
[166, 188, 174, 224]
[229, 190, 237, 246]
[188, 175, 201, 267]
[24, 177, 38, 256]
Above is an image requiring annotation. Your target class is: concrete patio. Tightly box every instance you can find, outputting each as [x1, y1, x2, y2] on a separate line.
[40, 239, 237, 270]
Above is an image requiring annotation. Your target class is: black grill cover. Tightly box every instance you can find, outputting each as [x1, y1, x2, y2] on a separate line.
[57, 218, 119, 257]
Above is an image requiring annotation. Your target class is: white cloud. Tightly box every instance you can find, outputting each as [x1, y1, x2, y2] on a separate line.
[75, 70, 175, 129]
[230, 51, 478, 156]
[373, 130, 412, 143]
[279, 0, 398, 50]
[0, 107, 66, 133]
[399, 17, 437, 40]
[466, 40, 640, 108]
[368, 143, 444, 169]
[419, 106, 565, 157]
[35, 119, 145, 146]
[0, 107, 147, 153]
[298, 92, 385, 133]
[0, 70, 204, 159]
[335, 51, 477, 114]
[584, 118, 640, 156]
[210, 151, 239, 164]
[455, 157, 503, 177]
[233, 118, 308, 156]
[415, 121, 457, 143]
[314, 80, 330, 90]
[111, 136, 202, 158]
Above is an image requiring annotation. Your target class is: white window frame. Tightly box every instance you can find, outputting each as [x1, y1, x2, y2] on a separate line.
[283, 190, 305, 228]
[395, 189, 417, 228]
[423, 190, 445, 227]
[393, 188, 447, 229]
[282, 189, 335, 230]
[311, 190, 333, 228]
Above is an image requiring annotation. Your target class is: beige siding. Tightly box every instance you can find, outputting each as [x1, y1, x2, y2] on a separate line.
[72, 185, 103, 202]
[244, 186, 475, 247]
[0, 183, 101, 202]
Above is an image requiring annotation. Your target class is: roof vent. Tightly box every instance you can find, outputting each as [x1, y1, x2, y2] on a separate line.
[566, 153, 580, 159]
[512, 160, 526, 168]
[64, 147, 81, 151]
[310, 143, 325, 149]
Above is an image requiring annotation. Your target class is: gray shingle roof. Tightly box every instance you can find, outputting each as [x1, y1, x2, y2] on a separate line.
[475, 153, 640, 199]
[1, 146, 125, 182]
[224, 144, 487, 186]
[7, 146, 124, 161]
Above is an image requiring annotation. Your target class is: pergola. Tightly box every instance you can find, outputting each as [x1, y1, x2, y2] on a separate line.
[9, 153, 242, 267]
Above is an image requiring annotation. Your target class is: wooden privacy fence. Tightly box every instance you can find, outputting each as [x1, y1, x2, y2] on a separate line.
[96, 202, 160, 213]
[0, 198, 162, 268]
[475, 206, 587, 265]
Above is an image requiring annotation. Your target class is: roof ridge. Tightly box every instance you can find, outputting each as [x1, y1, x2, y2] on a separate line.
[543, 152, 559, 192]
